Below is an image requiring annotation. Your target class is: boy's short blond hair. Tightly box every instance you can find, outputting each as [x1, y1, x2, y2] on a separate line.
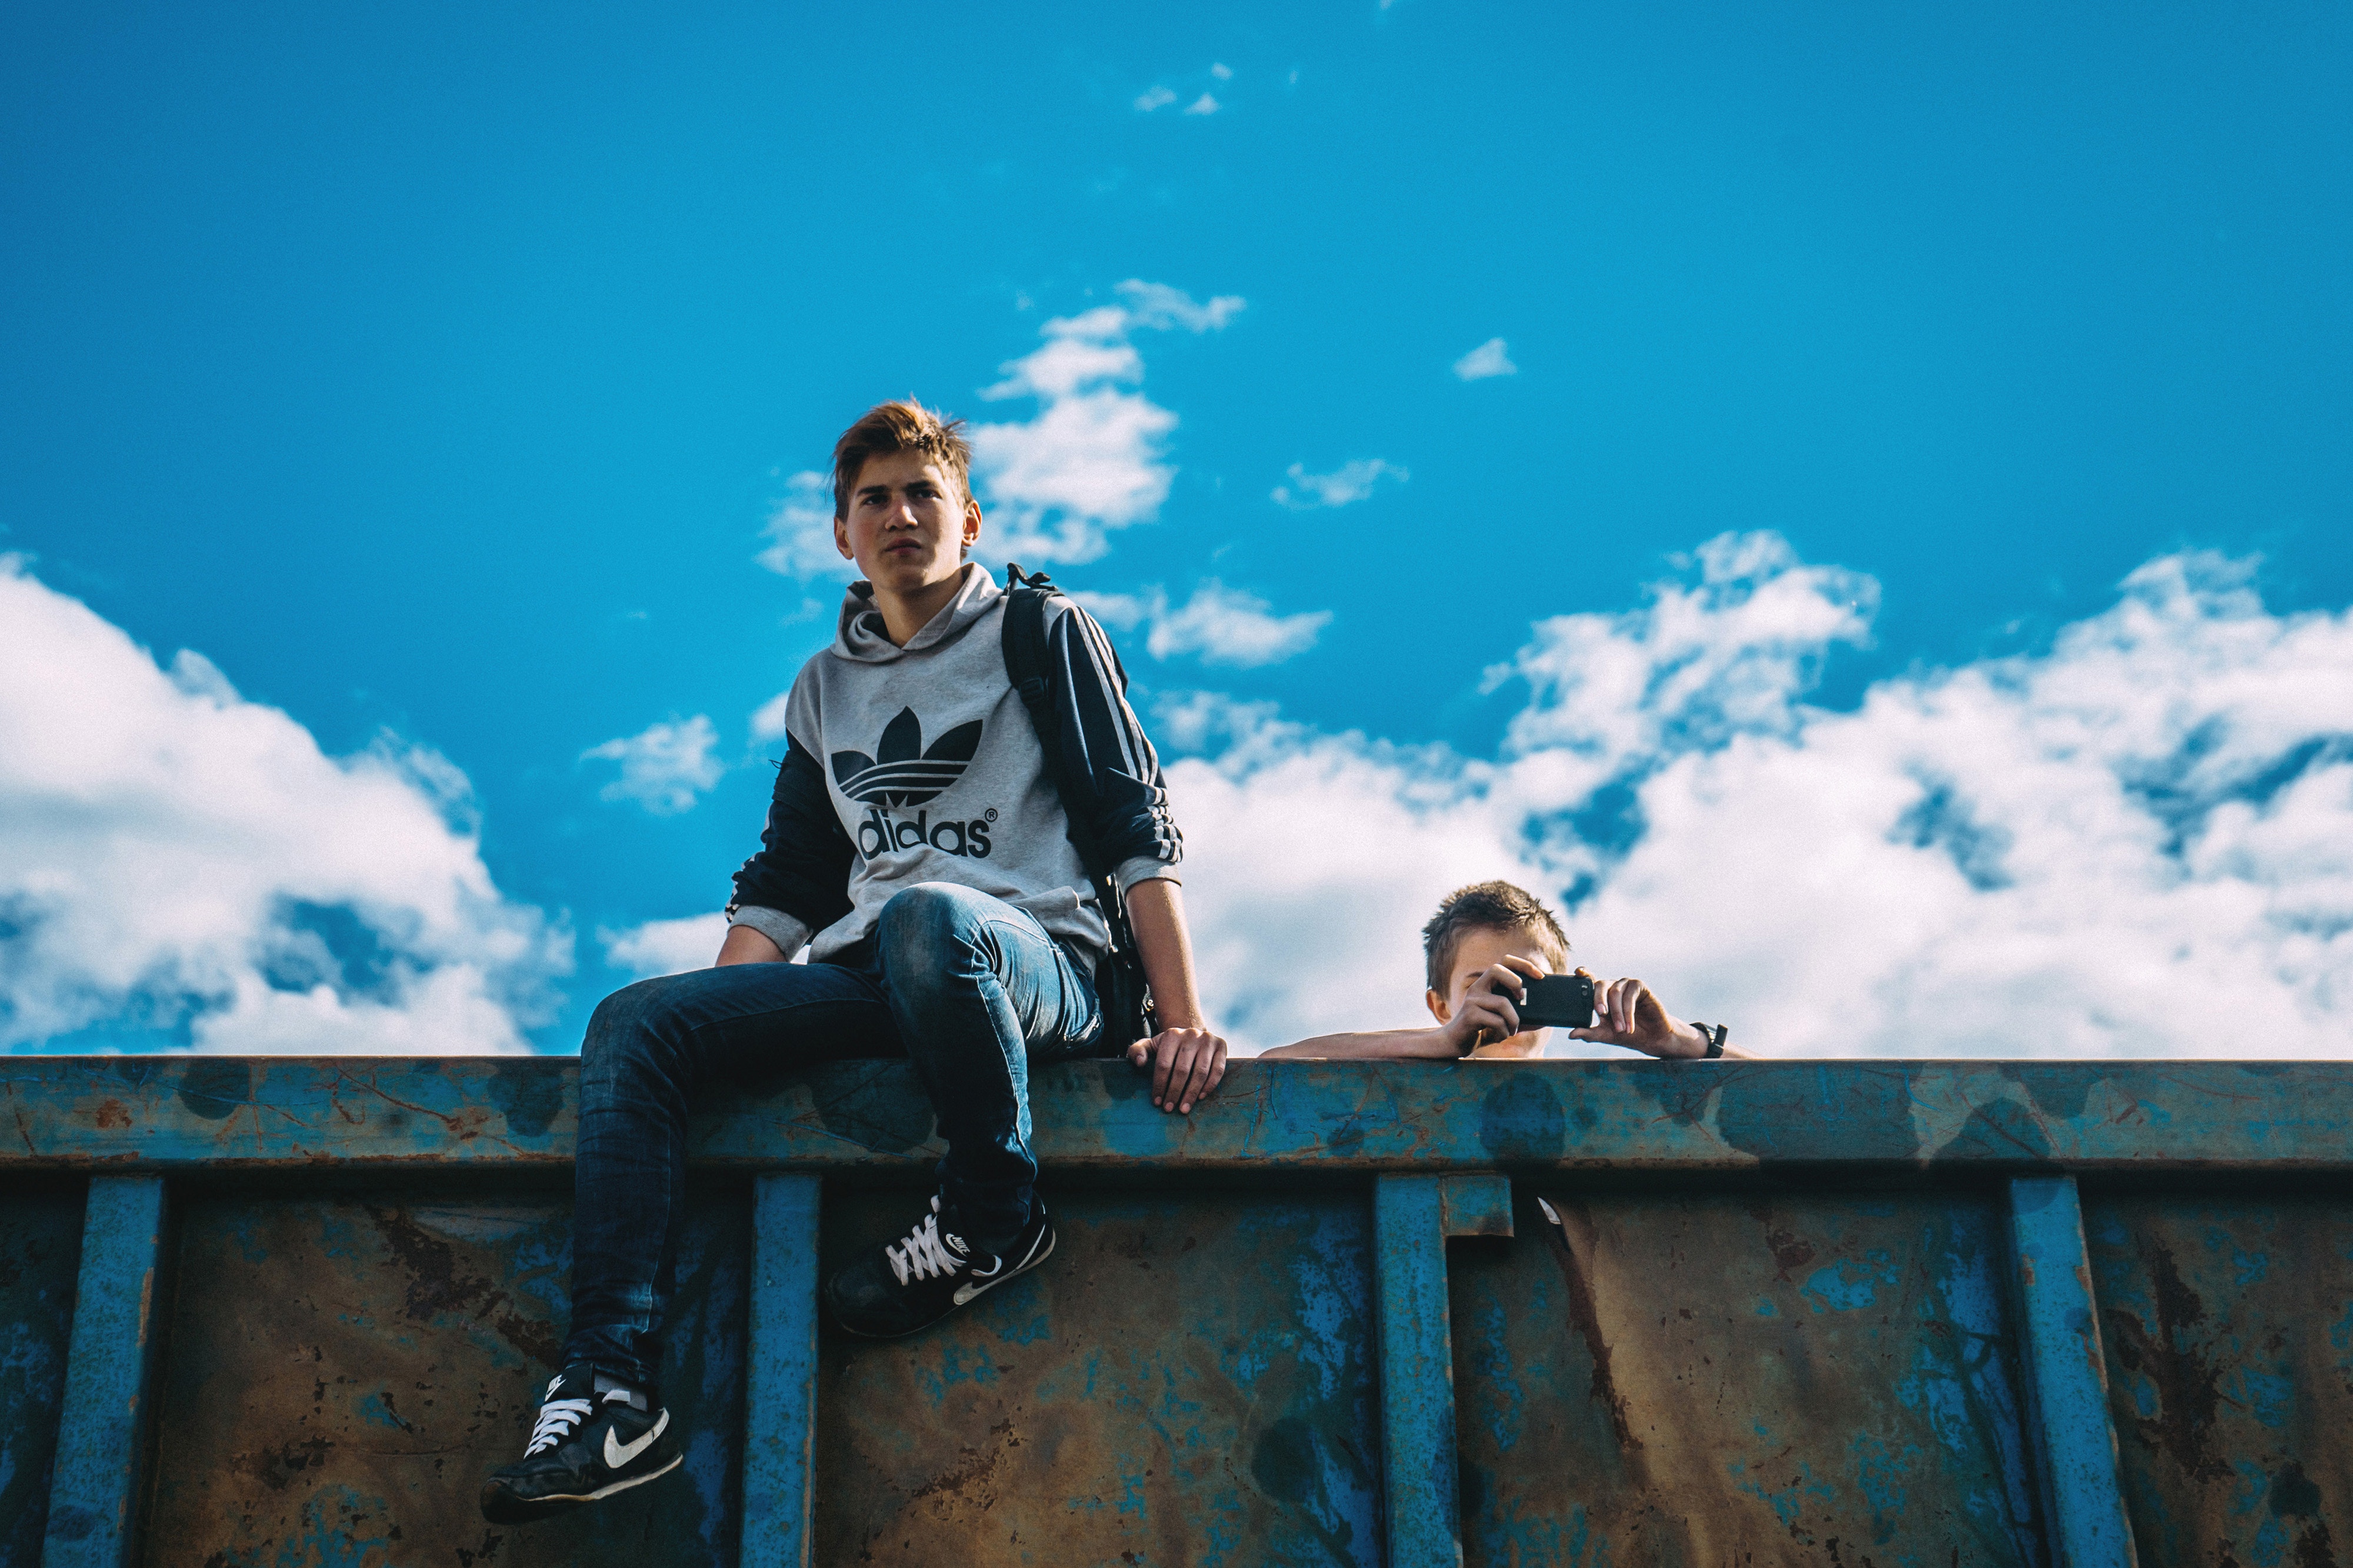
[1421, 880, 1571, 993]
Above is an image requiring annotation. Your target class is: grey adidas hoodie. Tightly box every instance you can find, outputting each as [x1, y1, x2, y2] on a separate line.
[727, 563, 1182, 965]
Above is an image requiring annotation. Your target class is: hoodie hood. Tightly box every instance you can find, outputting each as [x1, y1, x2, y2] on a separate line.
[832, 562, 1002, 663]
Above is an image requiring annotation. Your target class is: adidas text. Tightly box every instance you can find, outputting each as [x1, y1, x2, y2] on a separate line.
[857, 806, 994, 861]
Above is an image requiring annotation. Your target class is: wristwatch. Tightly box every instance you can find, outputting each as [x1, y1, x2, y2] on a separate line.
[1692, 1022, 1728, 1059]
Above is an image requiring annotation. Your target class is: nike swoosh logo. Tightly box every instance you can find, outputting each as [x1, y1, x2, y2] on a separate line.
[604, 1409, 669, 1469]
[952, 1229, 1054, 1305]
[952, 1258, 1008, 1306]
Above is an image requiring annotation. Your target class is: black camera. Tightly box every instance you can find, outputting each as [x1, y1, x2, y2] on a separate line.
[1514, 973, 1595, 1030]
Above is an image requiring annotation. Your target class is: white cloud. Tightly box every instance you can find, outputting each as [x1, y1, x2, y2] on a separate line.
[1493, 531, 1876, 769]
[582, 715, 725, 815]
[749, 690, 795, 743]
[1139, 71, 1231, 111]
[600, 913, 728, 979]
[969, 281, 1244, 563]
[0, 556, 569, 1053]
[756, 471, 853, 580]
[1082, 582, 1332, 668]
[1271, 459, 1408, 511]
[1452, 337, 1518, 381]
[1168, 536, 2353, 1058]
[1114, 279, 1247, 333]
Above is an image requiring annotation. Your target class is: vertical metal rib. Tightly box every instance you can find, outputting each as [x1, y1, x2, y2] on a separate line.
[1376, 1173, 1462, 1568]
[741, 1173, 824, 1568]
[42, 1175, 169, 1568]
[2009, 1174, 2138, 1567]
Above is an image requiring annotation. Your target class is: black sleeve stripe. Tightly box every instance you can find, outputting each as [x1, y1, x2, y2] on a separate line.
[1078, 606, 1156, 783]
[1061, 605, 1143, 778]
[1045, 600, 1183, 867]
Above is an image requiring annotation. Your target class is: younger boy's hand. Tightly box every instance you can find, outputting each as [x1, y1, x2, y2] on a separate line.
[1566, 967, 1704, 1057]
[1447, 955, 1548, 1055]
[1124, 1026, 1229, 1114]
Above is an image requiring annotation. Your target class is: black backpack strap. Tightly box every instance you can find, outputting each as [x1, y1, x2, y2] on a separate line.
[1000, 562, 1106, 875]
[1001, 563, 1058, 740]
[999, 562, 1155, 1045]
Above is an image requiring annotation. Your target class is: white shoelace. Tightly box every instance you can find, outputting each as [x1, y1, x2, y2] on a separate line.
[886, 1197, 968, 1285]
[526, 1397, 592, 1456]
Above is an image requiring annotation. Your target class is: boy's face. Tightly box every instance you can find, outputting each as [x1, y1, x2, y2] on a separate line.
[834, 449, 981, 594]
[1426, 923, 1558, 1057]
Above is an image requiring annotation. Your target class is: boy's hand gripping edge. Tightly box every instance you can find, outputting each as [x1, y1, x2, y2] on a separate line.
[1124, 1026, 1229, 1115]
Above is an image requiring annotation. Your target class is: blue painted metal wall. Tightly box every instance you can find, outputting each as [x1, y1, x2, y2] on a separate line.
[814, 1187, 1380, 1564]
[139, 1186, 746, 1566]
[744, 1173, 821, 1568]
[2086, 1190, 2353, 1567]
[4, 1057, 2349, 1564]
[42, 1176, 168, 1568]
[0, 1181, 81, 1566]
[1451, 1186, 2044, 1564]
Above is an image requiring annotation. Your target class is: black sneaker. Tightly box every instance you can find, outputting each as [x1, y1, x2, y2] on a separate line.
[826, 1193, 1055, 1339]
[479, 1367, 682, 1525]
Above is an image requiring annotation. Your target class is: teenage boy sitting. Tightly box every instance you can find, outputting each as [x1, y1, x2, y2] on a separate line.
[482, 400, 1228, 1525]
[1261, 880, 1752, 1060]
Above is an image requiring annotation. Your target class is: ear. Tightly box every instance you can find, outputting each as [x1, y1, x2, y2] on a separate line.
[1426, 988, 1451, 1025]
[962, 493, 983, 547]
[834, 514, 854, 561]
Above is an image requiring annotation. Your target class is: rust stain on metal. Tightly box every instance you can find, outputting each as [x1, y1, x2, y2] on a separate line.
[814, 1190, 1379, 1566]
[1751, 1206, 1818, 1282]
[1454, 1190, 2042, 1564]
[1535, 1197, 1645, 1455]
[2102, 1238, 2229, 1481]
[140, 1189, 748, 1565]
[328, 1071, 515, 1154]
[2088, 1195, 2353, 1564]
[365, 1205, 562, 1369]
[231, 1435, 337, 1491]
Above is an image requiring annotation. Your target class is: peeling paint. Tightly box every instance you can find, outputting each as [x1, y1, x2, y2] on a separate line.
[1454, 1190, 2042, 1564]
[140, 1187, 748, 1566]
[2091, 1195, 2353, 1566]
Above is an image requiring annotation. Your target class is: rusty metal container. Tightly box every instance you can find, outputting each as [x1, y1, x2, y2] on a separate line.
[5, 1056, 2345, 1566]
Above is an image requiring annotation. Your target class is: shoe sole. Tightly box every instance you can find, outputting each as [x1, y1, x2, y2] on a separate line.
[479, 1454, 684, 1525]
[837, 1225, 1056, 1340]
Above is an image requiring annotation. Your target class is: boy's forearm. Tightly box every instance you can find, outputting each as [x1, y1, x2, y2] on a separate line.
[715, 923, 786, 966]
[1124, 878, 1205, 1033]
[1261, 1029, 1459, 1060]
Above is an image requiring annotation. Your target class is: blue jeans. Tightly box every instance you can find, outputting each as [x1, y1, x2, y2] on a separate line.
[561, 882, 1104, 1388]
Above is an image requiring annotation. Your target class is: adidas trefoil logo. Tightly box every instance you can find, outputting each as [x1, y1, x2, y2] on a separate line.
[831, 708, 983, 807]
[832, 708, 999, 862]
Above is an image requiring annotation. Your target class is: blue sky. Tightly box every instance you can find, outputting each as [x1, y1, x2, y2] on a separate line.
[5, 1, 2351, 1055]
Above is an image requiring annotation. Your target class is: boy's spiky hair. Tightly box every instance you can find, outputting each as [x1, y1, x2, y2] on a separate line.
[1421, 880, 1571, 993]
[830, 399, 973, 520]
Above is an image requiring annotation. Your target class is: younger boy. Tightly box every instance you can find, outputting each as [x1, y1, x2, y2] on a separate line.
[1261, 880, 1749, 1060]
